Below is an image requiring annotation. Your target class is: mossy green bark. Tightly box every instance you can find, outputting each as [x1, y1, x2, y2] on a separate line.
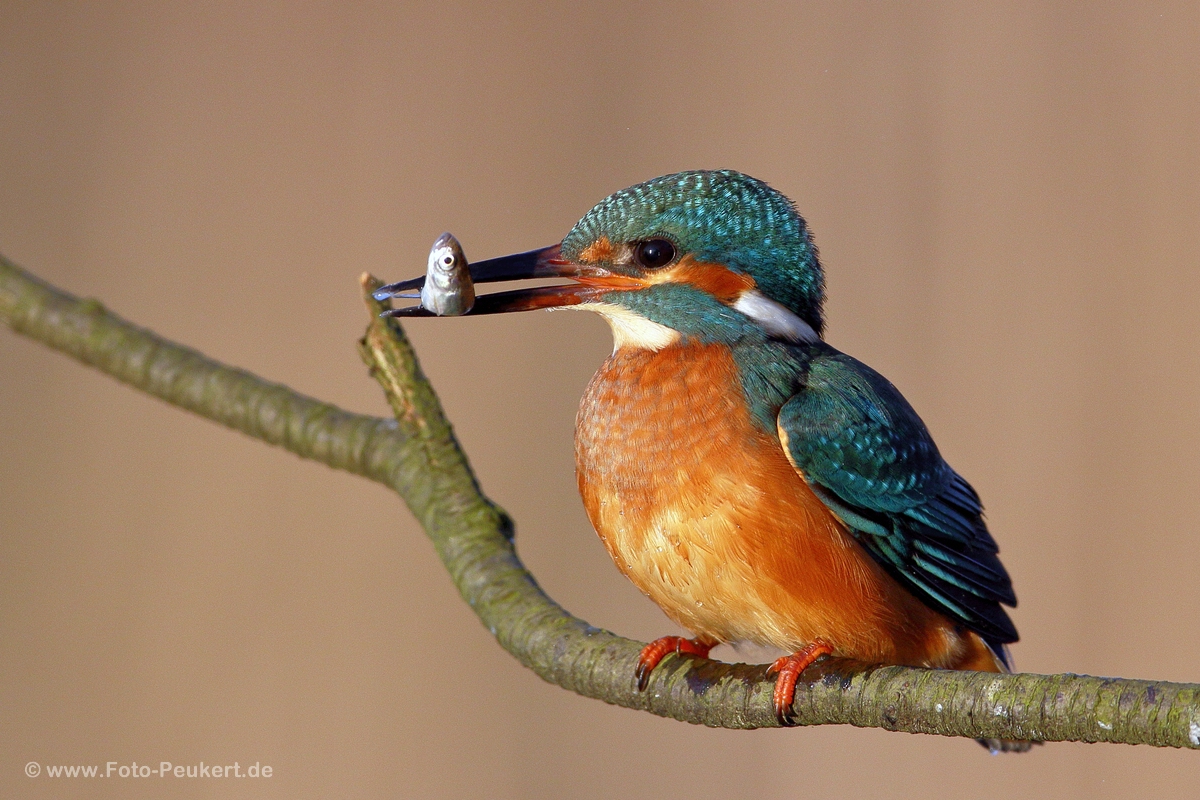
[3, 251, 1199, 748]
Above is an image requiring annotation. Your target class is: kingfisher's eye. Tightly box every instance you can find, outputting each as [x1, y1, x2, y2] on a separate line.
[634, 239, 676, 269]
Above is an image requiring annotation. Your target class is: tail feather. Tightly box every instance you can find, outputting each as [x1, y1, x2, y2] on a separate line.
[978, 737, 1038, 754]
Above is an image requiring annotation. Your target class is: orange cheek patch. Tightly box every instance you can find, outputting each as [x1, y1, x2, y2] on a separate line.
[579, 236, 614, 263]
[651, 256, 756, 302]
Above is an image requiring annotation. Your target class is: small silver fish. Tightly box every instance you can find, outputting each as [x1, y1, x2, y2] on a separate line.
[420, 232, 475, 316]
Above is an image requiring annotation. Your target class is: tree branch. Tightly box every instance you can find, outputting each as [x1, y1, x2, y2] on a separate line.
[3, 251, 1198, 749]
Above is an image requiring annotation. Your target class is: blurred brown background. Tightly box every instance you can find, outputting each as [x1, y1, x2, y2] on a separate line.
[2, 2, 1199, 798]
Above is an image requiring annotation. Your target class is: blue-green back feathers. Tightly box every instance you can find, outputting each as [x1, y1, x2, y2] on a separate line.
[779, 349, 1018, 655]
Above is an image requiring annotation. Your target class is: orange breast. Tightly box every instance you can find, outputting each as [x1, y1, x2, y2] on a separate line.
[574, 342, 995, 669]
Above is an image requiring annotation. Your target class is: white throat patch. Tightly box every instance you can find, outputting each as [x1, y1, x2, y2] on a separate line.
[573, 303, 681, 352]
[732, 290, 819, 343]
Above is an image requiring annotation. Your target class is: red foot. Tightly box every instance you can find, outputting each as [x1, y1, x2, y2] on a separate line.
[635, 636, 715, 691]
[767, 640, 834, 725]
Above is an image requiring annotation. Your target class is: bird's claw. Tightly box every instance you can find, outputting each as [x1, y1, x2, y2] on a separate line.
[634, 636, 715, 692]
[767, 640, 834, 726]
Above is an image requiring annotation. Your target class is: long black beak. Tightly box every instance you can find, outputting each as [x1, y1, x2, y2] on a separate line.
[374, 242, 637, 317]
[372, 244, 572, 301]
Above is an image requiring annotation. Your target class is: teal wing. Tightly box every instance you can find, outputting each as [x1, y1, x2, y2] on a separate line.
[778, 351, 1017, 653]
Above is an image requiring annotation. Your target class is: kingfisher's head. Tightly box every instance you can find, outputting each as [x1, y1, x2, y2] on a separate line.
[378, 170, 826, 348]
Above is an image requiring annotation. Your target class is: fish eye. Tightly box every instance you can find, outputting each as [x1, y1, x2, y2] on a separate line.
[634, 238, 676, 269]
[441, 255, 454, 267]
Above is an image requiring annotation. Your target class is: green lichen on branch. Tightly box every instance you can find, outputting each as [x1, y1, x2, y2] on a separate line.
[3, 250, 1199, 748]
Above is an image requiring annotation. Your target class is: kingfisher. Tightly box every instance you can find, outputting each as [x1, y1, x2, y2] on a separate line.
[376, 170, 1025, 749]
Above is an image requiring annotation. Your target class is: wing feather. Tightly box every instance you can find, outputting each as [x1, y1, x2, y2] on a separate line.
[778, 351, 1018, 648]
